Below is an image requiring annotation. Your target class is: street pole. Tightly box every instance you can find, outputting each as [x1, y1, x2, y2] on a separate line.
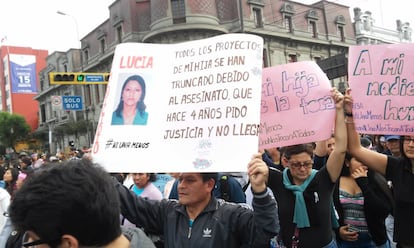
[57, 11, 81, 49]
[57, 11, 91, 149]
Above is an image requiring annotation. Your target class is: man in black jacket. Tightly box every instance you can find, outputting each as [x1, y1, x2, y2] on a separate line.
[115, 153, 279, 247]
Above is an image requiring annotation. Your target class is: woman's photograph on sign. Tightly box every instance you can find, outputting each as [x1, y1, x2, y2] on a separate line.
[111, 74, 148, 125]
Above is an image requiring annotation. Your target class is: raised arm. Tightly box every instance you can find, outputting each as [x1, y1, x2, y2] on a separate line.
[246, 153, 279, 246]
[344, 88, 388, 175]
[314, 139, 328, 157]
[326, 88, 347, 182]
[248, 153, 269, 193]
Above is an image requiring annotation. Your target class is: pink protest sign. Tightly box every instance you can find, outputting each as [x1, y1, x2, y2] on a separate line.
[348, 44, 414, 135]
[259, 61, 335, 149]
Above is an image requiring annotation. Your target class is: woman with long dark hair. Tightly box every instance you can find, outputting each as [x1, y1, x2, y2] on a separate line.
[345, 88, 414, 248]
[112, 74, 148, 125]
[3, 168, 19, 199]
[333, 153, 392, 248]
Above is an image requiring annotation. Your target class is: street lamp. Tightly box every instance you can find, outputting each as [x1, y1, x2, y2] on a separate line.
[57, 10, 84, 72]
[57, 11, 81, 49]
[57, 10, 90, 149]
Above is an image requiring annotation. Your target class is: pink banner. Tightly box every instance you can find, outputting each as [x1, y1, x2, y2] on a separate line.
[348, 44, 414, 135]
[259, 61, 335, 149]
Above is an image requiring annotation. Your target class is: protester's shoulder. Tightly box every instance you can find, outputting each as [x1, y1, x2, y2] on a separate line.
[386, 155, 408, 172]
[269, 166, 282, 174]
[310, 167, 331, 183]
[216, 198, 253, 212]
[146, 182, 163, 199]
[122, 226, 156, 248]
[225, 174, 243, 186]
[0, 187, 10, 199]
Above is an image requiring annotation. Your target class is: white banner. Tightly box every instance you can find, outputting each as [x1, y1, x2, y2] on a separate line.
[92, 34, 264, 173]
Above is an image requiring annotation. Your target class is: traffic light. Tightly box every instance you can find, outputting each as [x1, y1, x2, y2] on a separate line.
[49, 72, 110, 85]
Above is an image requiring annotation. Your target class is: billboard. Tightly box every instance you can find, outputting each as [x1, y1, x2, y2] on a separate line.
[9, 54, 37, 93]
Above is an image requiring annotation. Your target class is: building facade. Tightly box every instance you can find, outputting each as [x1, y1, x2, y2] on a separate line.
[34, 49, 87, 154]
[36, 0, 377, 153]
[353, 7, 412, 45]
[0, 46, 48, 131]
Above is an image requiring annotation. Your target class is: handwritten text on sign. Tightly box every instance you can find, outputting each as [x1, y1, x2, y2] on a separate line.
[259, 61, 335, 149]
[164, 40, 262, 141]
[348, 44, 414, 135]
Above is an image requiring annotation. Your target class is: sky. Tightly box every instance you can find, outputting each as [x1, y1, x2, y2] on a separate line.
[0, 0, 412, 53]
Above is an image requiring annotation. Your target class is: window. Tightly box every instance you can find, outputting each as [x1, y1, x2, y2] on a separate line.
[288, 54, 297, 63]
[306, 9, 319, 38]
[171, 0, 186, 24]
[309, 20, 317, 38]
[102, 84, 107, 103]
[263, 48, 268, 67]
[253, 7, 263, 28]
[338, 26, 345, 42]
[83, 50, 89, 63]
[335, 15, 346, 42]
[94, 85, 100, 105]
[85, 85, 92, 106]
[401, 25, 411, 40]
[280, 3, 295, 33]
[100, 39, 106, 53]
[117, 26, 122, 43]
[403, 29, 410, 40]
[285, 16, 293, 33]
[40, 104, 46, 123]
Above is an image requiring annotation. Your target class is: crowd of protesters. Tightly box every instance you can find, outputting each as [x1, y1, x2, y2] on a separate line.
[0, 87, 412, 248]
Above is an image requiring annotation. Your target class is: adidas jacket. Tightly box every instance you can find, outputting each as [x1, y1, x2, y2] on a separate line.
[114, 180, 278, 248]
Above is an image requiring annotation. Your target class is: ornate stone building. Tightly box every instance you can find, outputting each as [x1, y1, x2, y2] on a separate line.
[353, 7, 412, 45]
[36, 0, 357, 152]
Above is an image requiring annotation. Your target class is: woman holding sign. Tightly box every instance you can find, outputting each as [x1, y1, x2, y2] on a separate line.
[266, 88, 347, 248]
[344, 88, 414, 248]
[112, 74, 148, 125]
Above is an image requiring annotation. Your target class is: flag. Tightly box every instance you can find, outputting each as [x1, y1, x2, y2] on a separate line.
[1, 36, 7, 44]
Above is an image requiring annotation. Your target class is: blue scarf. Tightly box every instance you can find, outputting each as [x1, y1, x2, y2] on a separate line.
[283, 169, 317, 228]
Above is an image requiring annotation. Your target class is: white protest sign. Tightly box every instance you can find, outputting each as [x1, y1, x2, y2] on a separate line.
[92, 34, 264, 173]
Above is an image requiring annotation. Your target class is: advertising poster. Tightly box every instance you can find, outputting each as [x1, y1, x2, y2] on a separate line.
[9, 54, 37, 93]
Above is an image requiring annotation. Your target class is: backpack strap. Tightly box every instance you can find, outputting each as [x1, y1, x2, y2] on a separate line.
[220, 175, 230, 201]
[242, 180, 250, 192]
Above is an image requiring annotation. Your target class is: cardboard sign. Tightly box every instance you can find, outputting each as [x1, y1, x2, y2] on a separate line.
[348, 44, 414, 135]
[259, 61, 335, 149]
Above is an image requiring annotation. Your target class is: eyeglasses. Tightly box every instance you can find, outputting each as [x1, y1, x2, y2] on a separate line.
[22, 231, 60, 248]
[403, 136, 414, 144]
[289, 160, 313, 169]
